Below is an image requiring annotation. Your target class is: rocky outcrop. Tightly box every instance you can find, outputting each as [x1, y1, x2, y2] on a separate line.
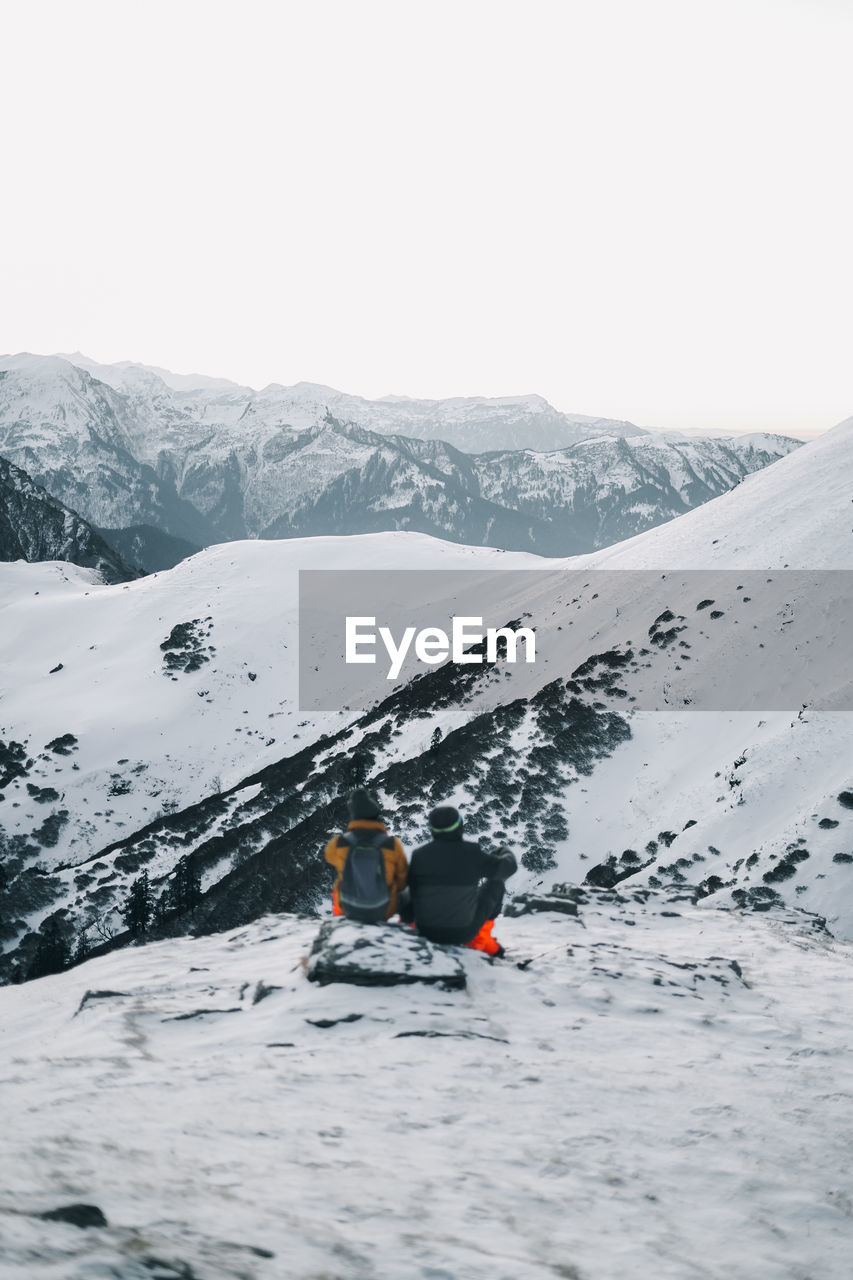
[305, 919, 468, 988]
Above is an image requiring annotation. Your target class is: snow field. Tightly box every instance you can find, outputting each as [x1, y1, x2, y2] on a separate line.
[1, 893, 852, 1279]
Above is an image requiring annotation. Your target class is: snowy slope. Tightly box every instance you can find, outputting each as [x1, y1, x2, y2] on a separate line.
[1, 892, 852, 1279]
[0, 536, 540, 865]
[525, 417, 853, 929]
[1, 536, 556, 978]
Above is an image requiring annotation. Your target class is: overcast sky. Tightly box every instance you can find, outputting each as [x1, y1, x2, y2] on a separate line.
[1, 0, 850, 434]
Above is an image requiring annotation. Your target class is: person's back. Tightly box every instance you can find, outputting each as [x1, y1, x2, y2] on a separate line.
[408, 805, 516, 954]
[324, 789, 407, 922]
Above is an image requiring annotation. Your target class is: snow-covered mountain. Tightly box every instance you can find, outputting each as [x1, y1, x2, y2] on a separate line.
[462, 431, 796, 553]
[1, 416, 851, 983]
[164, 415, 796, 555]
[0, 355, 216, 545]
[66, 352, 646, 451]
[0, 456, 138, 584]
[2, 890, 851, 1279]
[0, 354, 798, 565]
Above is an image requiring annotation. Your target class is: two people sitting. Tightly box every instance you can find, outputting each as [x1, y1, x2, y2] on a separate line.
[324, 788, 517, 956]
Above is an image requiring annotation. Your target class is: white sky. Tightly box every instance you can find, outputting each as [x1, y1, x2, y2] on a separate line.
[1, 0, 851, 434]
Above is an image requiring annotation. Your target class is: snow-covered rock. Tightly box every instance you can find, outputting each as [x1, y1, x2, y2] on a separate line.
[305, 918, 468, 988]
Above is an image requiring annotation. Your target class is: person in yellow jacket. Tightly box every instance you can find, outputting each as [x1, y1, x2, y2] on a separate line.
[324, 788, 408, 920]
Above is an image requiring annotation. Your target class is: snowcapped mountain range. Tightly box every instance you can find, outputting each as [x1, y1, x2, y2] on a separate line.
[0, 354, 798, 567]
[65, 352, 647, 452]
[1, 414, 851, 984]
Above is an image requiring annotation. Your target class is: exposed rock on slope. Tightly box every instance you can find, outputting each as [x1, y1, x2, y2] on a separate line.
[305, 918, 468, 988]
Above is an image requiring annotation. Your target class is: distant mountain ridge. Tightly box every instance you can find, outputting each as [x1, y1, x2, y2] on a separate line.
[63, 353, 648, 452]
[0, 354, 800, 567]
[243, 415, 798, 557]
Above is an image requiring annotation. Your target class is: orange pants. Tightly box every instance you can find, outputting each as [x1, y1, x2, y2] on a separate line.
[465, 919, 501, 955]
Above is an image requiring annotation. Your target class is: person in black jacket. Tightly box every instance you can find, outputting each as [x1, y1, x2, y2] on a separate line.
[406, 805, 517, 955]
